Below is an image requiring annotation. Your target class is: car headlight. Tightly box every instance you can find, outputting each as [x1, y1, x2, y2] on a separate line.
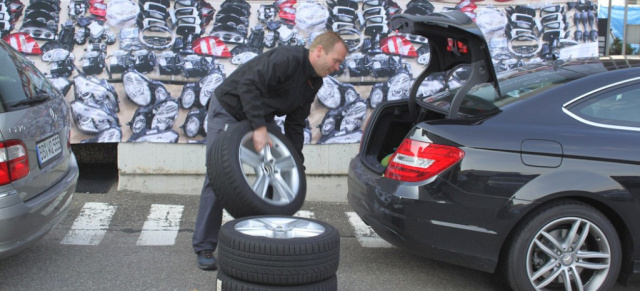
[320, 115, 336, 136]
[183, 114, 201, 138]
[231, 51, 258, 65]
[151, 100, 178, 131]
[73, 76, 96, 103]
[154, 86, 169, 103]
[340, 101, 366, 133]
[74, 75, 119, 113]
[179, 86, 197, 109]
[42, 48, 72, 62]
[387, 73, 411, 101]
[317, 77, 341, 109]
[344, 87, 359, 104]
[417, 76, 446, 98]
[199, 73, 224, 109]
[368, 85, 385, 108]
[129, 129, 179, 143]
[130, 114, 147, 133]
[417, 47, 430, 66]
[82, 127, 122, 143]
[70, 101, 119, 134]
[123, 70, 152, 106]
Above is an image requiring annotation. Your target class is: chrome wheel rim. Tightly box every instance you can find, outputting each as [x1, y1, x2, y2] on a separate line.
[526, 217, 611, 291]
[238, 132, 300, 206]
[234, 217, 324, 239]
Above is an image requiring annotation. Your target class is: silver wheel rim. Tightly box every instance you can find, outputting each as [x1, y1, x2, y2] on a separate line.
[234, 217, 324, 239]
[238, 132, 300, 206]
[526, 217, 611, 291]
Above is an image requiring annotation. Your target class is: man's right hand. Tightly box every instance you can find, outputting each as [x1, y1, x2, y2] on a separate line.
[253, 126, 273, 153]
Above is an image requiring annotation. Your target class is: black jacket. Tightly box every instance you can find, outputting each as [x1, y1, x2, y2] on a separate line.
[213, 46, 323, 161]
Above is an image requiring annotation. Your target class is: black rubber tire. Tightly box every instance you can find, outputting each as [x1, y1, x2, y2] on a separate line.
[210, 120, 306, 218]
[216, 271, 338, 291]
[218, 216, 340, 286]
[504, 201, 621, 291]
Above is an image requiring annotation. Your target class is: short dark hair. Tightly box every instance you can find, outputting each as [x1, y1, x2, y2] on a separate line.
[309, 31, 347, 53]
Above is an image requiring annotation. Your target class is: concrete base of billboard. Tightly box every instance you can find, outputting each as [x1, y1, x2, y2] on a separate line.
[117, 174, 350, 203]
[117, 143, 359, 203]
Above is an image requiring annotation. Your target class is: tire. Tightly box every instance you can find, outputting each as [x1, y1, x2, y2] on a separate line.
[218, 216, 340, 286]
[216, 271, 338, 291]
[210, 120, 306, 218]
[504, 201, 621, 291]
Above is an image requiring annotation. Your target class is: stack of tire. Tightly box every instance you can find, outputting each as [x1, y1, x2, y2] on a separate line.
[210, 121, 340, 290]
[216, 215, 340, 290]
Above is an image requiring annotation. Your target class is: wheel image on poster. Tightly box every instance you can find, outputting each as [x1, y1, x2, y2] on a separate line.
[210, 121, 306, 218]
[217, 216, 340, 286]
[504, 201, 621, 291]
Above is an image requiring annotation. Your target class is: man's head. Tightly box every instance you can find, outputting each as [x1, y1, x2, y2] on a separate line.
[309, 31, 348, 77]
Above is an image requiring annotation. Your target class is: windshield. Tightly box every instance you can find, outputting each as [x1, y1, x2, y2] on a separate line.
[418, 60, 606, 117]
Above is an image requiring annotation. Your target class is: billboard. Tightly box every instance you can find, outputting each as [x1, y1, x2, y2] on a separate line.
[5, 0, 599, 144]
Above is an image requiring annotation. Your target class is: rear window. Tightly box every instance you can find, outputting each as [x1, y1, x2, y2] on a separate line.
[0, 40, 58, 113]
[418, 61, 606, 117]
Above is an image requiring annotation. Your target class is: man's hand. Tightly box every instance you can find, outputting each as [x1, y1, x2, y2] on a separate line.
[253, 126, 273, 153]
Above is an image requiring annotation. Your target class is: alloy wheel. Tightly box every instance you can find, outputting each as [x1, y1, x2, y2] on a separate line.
[526, 217, 612, 290]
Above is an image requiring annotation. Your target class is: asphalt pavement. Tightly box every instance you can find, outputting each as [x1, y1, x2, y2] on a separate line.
[0, 186, 638, 291]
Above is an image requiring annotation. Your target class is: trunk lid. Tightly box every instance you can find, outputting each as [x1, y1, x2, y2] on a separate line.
[390, 11, 499, 119]
[359, 11, 499, 173]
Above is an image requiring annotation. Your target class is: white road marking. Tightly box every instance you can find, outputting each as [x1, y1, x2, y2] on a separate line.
[346, 212, 393, 248]
[61, 202, 117, 245]
[61, 203, 393, 248]
[136, 204, 184, 246]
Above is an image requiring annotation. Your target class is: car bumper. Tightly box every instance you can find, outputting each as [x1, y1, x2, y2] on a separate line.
[347, 156, 510, 273]
[0, 153, 79, 258]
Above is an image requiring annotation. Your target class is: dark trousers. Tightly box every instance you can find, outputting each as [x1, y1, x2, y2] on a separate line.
[192, 97, 238, 253]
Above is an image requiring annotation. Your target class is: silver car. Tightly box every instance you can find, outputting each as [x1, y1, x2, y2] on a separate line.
[0, 40, 79, 258]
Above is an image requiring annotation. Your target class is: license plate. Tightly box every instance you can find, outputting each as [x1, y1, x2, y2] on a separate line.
[36, 134, 62, 166]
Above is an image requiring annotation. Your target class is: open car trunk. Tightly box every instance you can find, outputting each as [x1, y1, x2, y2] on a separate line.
[359, 11, 497, 174]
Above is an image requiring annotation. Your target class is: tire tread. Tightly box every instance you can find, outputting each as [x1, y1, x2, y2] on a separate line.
[218, 216, 340, 286]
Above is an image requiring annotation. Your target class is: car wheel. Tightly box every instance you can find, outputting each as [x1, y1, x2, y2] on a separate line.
[218, 216, 340, 286]
[216, 270, 338, 291]
[210, 120, 306, 218]
[505, 201, 621, 291]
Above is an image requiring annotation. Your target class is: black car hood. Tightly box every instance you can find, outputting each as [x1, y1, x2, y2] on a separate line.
[391, 11, 499, 119]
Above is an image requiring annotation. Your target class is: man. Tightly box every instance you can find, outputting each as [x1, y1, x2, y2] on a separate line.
[192, 31, 348, 270]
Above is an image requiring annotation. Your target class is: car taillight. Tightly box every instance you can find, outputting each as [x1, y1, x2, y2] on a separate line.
[381, 35, 418, 57]
[0, 140, 29, 185]
[192, 36, 231, 58]
[2, 32, 42, 54]
[384, 139, 464, 182]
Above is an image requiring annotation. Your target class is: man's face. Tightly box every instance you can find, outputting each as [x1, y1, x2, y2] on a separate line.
[314, 43, 347, 77]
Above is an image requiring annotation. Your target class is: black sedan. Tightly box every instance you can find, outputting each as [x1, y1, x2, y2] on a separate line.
[347, 11, 640, 291]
